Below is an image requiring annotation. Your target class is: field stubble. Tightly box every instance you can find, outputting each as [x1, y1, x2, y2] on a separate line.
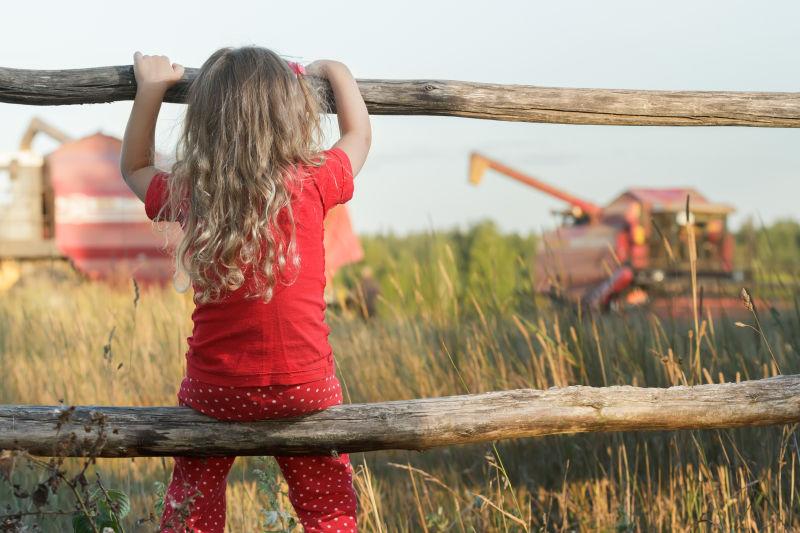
[1, 252, 799, 531]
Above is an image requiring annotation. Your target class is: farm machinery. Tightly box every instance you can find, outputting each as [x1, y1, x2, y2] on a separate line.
[0, 118, 363, 291]
[469, 152, 745, 312]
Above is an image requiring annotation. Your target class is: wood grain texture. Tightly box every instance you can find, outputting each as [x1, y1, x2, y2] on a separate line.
[2, 374, 799, 458]
[2, 66, 800, 126]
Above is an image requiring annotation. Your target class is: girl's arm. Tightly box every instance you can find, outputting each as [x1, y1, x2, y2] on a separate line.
[120, 52, 184, 201]
[306, 60, 371, 176]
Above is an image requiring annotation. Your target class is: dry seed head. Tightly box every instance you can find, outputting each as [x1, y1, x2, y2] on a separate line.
[685, 194, 691, 222]
[740, 288, 754, 312]
[132, 278, 140, 308]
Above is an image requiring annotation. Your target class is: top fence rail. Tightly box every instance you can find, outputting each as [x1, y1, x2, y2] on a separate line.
[2, 66, 800, 127]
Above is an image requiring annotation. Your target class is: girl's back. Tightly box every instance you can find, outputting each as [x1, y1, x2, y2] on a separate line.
[144, 147, 354, 386]
[119, 46, 371, 532]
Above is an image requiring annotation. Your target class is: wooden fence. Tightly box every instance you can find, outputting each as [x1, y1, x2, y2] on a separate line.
[1, 63, 799, 457]
[1, 375, 799, 457]
[2, 66, 800, 126]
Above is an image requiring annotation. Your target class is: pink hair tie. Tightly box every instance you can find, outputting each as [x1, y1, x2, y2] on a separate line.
[286, 60, 305, 76]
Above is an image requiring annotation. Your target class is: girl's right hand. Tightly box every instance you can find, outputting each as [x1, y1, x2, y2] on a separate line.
[133, 51, 184, 92]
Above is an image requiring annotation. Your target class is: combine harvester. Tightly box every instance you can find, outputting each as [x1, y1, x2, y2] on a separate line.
[469, 152, 745, 314]
[0, 118, 363, 292]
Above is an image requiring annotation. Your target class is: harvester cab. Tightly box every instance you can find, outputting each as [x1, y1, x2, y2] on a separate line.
[467, 152, 739, 312]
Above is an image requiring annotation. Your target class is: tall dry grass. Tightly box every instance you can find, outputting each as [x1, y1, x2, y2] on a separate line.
[1, 246, 799, 531]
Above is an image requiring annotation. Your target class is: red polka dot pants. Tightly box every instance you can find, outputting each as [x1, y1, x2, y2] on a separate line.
[159, 374, 358, 532]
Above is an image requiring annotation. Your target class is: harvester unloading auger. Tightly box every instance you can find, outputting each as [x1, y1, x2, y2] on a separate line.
[469, 152, 743, 312]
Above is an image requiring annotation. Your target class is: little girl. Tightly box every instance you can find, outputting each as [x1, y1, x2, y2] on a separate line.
[120, 46, 370, 533]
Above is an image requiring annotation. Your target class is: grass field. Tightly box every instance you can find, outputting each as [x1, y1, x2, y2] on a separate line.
[1, 233, 799, 531]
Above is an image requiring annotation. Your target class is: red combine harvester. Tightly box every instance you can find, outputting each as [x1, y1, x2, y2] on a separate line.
[0, 118, 363, 291]
[469, 152, 743, 312]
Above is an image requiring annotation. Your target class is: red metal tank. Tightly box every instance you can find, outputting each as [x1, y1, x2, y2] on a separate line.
[46, 133, 176, 283]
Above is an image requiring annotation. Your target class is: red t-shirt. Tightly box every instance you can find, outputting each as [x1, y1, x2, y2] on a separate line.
[144, 148, 354, 386]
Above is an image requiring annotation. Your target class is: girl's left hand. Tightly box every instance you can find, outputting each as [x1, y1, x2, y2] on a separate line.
[133, 51, 184, 92]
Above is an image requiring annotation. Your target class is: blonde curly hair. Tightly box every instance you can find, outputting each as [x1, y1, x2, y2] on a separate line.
[160, 46, 324, 304]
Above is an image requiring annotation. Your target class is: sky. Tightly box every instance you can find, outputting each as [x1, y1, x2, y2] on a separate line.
[1, 0, 798, 235]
